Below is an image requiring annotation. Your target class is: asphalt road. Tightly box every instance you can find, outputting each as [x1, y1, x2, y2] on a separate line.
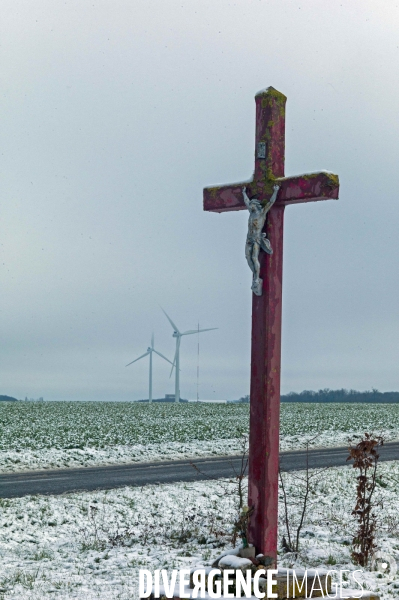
[0, 441, 398, 499]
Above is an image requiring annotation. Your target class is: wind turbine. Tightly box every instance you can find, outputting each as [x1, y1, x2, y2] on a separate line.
[161, 308, 217, 402]
[126, 334, 173, 403]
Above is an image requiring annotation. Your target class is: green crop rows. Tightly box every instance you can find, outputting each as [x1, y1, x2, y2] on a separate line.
[0, 401, 398, 452]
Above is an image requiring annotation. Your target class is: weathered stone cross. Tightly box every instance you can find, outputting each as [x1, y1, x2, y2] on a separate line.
[203, 87, 339, 566]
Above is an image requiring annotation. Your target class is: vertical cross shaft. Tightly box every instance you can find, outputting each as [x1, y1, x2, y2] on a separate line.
[247, 89, 286, 565]
[202, 86, 339, 566]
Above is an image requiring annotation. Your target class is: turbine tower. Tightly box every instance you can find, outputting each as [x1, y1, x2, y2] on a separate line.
[161, 308, 217, 402]
[126, 334, 173, 403]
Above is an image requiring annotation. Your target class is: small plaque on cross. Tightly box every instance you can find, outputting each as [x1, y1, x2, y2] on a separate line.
[257, 141, 266, 159]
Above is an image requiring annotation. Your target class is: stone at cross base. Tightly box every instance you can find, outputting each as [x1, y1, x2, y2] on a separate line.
[204, 87, 339, 567]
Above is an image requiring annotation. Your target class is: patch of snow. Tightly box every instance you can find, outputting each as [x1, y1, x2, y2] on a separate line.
[0, 460, 397, 597]
[218, 555, 252, 569]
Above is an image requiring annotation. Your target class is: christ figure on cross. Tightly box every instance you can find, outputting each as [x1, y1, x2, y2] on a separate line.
[243, 183, 280, 296]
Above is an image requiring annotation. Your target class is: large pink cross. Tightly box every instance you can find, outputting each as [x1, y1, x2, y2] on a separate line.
[203, 87, 339, 565]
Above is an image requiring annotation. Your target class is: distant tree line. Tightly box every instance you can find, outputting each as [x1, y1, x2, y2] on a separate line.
[0, 395, 18, 402]
[281, 388, 399, 403]
[232, 389, 399, 403]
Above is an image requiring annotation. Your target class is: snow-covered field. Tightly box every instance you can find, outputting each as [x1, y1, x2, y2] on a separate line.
[0, 402, 399, 472]
[1, 461, 398, 599]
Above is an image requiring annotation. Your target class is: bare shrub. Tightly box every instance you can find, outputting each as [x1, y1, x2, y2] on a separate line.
[279, 435, 328, 555]
[347, 432, 383, 567]
[191, 435, 250, 548]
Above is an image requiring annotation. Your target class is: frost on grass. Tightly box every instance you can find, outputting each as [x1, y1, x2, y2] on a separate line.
[0, 402, 399, 472]
[1, 462, 399, 599]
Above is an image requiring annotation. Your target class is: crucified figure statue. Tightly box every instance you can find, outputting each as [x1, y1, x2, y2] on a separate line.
[243, 183, 280, 296]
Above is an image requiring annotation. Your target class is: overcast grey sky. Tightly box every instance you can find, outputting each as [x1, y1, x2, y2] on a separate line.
[1, 0, 398, 401]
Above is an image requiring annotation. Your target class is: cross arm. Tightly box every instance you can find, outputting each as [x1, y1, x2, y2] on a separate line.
[203, 171, 339, 213]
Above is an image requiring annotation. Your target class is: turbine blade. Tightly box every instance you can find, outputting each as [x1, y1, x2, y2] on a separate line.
[169, 352, 177, 377]
[152, 348, 174, 365]
[160, 307, 180, 334]
[182, 327, 218, 335]
[125, 351, 150, 367]
[151, 332, 154, 349]
[169, 336, 181, 377]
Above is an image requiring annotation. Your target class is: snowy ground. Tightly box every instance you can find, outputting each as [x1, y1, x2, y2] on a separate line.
[0, 460, 399, 599]
[0, 402, 399, 472]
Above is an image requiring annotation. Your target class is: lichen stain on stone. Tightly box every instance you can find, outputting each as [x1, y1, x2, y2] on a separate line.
[326, 173, 339, 188]
[300, 171, 339, 189]
[206, 187, 220, 199]
[264, 128, 271, 141]
[257, 88, 287, 121]
[257, 86, 287, 103]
